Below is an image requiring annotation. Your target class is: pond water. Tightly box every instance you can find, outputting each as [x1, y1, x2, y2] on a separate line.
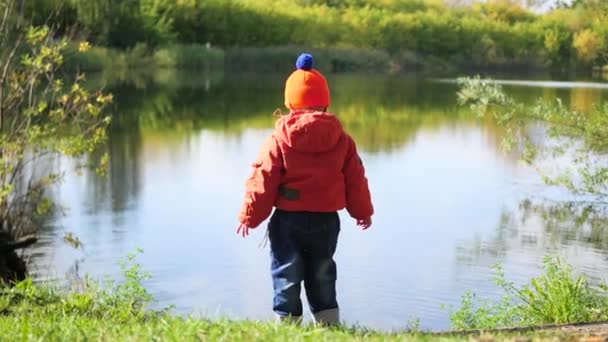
[28, 70, 608, 331]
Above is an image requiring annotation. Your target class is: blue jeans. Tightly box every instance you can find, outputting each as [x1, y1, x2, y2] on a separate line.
[268, 209, 340, 318]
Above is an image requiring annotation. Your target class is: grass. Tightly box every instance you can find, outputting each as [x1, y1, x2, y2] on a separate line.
[0, 251, 586, 341]
[0, 310, 570, 341]
[0, 253, 602, 341]
[63, 43, 225, 72]
[449, 257, 608, 331]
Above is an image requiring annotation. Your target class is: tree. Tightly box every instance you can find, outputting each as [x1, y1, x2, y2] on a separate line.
[0, 0, 111, 282]
[573, 29, 602, 64]
[458, 77, 607, 203]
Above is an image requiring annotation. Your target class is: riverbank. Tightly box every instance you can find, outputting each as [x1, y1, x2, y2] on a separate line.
[0, 279, 602, 341]
[64, 44, 608, 77]
[64, 44, 445, 73]
[0, 254, 605, 341]
[29, 1, 608, 74]
[63, 43, 226, 72]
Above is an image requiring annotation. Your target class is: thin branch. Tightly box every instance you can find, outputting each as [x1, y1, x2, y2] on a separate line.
[0, 2, 11, 41]
[7, 151, 58, 187]
[15, 0, 23, 30]
[0, 37, 20, 132]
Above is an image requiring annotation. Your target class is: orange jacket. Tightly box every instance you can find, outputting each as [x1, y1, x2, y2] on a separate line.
[238, 111, 374, 228]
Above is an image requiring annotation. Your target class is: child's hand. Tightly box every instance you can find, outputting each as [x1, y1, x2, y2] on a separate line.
[357, 217, 372, 230]
[236, 223, 251, 237]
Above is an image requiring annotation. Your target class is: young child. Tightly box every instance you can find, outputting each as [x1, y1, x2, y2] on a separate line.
[236, 53, 374, 326]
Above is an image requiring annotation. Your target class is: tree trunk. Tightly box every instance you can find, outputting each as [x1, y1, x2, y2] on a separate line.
[0, 233, 35, 284]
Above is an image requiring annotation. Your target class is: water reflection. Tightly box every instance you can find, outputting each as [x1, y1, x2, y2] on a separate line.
[27, 70, 608, 331]
[101, 72, 504, 153]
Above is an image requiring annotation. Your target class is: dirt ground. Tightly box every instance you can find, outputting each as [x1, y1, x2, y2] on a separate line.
[436, 321, 608, 341]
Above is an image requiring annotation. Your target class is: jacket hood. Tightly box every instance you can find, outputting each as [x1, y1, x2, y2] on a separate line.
[275, 112, 343, 153]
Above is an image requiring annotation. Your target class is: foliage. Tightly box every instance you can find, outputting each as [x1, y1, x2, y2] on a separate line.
[67, 0, 174, 48]
[573, 29, 603, 64]
[0, 250, 156, 326]
[455, 77, 608, 330]
[0, 0, 111, 243]
[457, 77, 608, 201]
[450, 257, 608, 330]
[23, 0, 608, 70]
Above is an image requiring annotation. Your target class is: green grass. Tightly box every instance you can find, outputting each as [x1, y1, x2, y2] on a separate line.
[0, 288, 568, 341]
[0, 251, 579, 341]
[449, 257, 608, 331]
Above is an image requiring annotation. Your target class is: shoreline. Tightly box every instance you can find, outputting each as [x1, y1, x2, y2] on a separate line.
[64, 44, 607, 79]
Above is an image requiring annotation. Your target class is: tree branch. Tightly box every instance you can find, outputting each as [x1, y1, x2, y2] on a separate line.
[0, 2, 12, 42]
[0, 37, 21, 132]
[0, 234, 37, 251]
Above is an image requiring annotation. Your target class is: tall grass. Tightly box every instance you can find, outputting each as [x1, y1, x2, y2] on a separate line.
[224, 46, 394, 72]
[449, 257, 608, 330]
[63, 43, 225, 72]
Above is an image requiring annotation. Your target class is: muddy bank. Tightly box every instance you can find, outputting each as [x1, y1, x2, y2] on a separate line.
[436, 321, 608, 341]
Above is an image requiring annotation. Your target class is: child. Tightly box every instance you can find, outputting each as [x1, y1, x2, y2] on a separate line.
[236, 53, 374, 326]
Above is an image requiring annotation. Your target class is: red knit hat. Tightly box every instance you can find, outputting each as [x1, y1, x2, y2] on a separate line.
[284, 53, 330, 110]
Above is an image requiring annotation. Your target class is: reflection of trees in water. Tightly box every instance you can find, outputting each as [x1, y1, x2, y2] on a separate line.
[100, 72, 503, 153]
[501, 86, 607, 113]
[14, 154, 69, 280]
[104, 72, 608, 154]
[456, 199, 608, 265]
[455, 212, 514, 265]
[7, 152, 63, 239]
[517, 200, 608, 250]
[85, 129, 142, 218]
[83, 71, 608, 212]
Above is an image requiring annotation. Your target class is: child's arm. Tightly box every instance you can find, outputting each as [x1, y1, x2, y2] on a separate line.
[238, 135, 283, 229]
[343, 135, 374, 223]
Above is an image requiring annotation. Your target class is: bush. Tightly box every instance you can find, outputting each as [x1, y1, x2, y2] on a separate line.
[28, 0, 608, 69]
[63, 43, 123, 71]
[449, 257, 608, 330]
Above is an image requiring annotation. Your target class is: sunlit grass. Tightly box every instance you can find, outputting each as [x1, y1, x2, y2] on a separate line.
[0, 252, 586, 341]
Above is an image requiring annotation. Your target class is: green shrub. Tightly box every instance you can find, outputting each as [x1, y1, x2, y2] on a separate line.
[28, 0, 608, 69]
[63, 43, 123, 71]
[449, 257, 608, 330]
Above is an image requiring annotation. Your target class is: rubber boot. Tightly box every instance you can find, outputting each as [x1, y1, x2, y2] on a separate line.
[312, 308, 340, 326]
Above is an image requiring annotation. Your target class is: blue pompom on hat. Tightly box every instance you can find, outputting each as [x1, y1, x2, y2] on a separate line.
[295, 53, 313, 70]
[285, 53, 329, 109]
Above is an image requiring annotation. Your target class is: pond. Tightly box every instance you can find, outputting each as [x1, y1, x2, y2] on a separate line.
[28, 70, 608, 331]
